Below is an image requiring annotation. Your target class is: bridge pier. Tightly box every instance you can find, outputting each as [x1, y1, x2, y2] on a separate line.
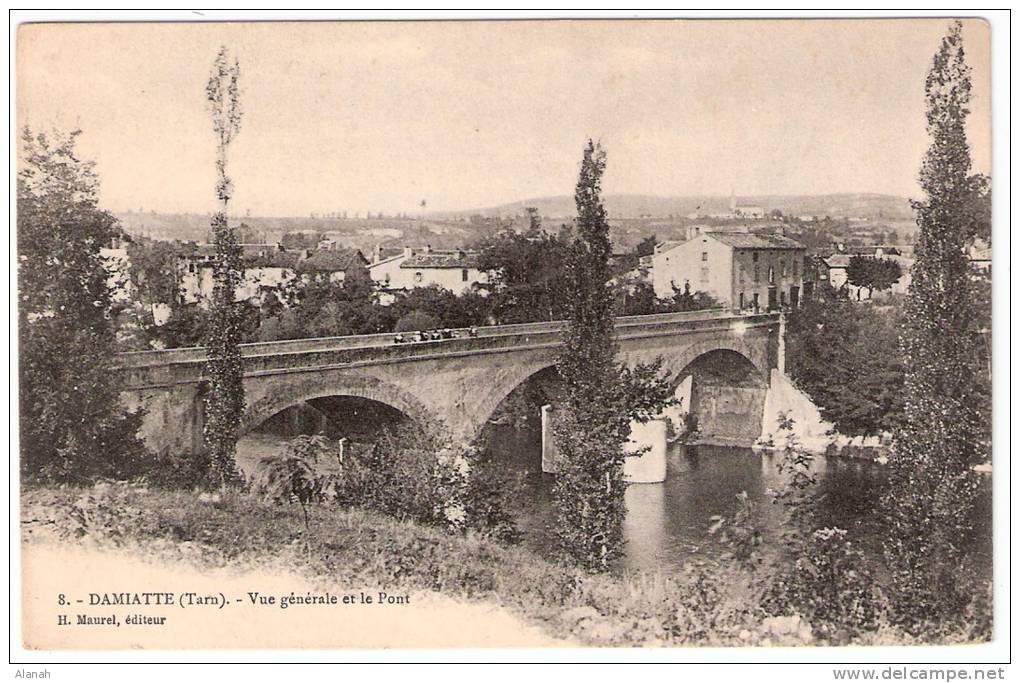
[623, 419, 668, 483]
[122, 384, 205, 457]
[540, 404, 668, 483]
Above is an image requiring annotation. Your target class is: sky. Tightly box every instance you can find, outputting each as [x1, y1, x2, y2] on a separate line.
[16, 19, 991, 217]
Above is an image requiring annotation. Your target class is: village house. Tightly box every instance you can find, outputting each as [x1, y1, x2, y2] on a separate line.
[177, 243, 368, 307]
[100, 233, 133, 304]
[968, 239, 991, 276]
[369, 245, 488, 297]
[819, 244, 913, 301]
[295, 248, 370, 286]
[652, 230, 807, 311]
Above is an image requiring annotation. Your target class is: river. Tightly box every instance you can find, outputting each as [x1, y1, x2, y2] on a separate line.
[238, 425, 992, 576]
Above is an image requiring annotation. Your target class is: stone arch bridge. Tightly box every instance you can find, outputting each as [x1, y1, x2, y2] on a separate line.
[116, 309, 781, 456]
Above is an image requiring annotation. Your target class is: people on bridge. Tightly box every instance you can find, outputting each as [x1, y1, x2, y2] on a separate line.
[392, 327, 469, 344]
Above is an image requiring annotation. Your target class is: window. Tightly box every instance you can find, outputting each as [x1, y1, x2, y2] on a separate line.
[384, 273, 391, 285]
[768, 266, 775, 284]
[701, 251, 708, 262]
[781, 259, 787, 277]
[462, 269, 469, 282]
[793, 259, 800, 278]
[754, 264, 760, 283]
[414, 271, 423, 283]
[700, 266, 709, 283]
[739, 292, 745, 309]
[752, 252, 759, 262]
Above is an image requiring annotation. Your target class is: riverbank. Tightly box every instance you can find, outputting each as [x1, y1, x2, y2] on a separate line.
[20, 483, 980, 648]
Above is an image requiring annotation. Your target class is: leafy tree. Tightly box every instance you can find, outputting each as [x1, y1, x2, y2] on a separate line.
[845, 256, 903, 298]
[254, 276, 395, 341]
[524, 206, 542, 235]
[785, 284, 905, 437]
[17, 128, 146, 482]
[257, 308, 303, 342]
[477, 230, 571, 323]
[202, 47, 246, 486]
[390, 284, 489, 329]
[125, 238, 181, 307]
[666, 281, 721, 312]
[115, 238, 190, 350]
[394, 311, 441, 333]
[635, 234, 657, 258]
[552, 141, 674, 572]
[280, 231, 322, 250]
[882, 22, 987, 627]
[157, 304, 209, 348]
[615, 279, 657, 316]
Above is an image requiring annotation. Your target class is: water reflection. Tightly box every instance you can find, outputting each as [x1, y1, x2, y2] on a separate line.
[501, 435, 992, 576]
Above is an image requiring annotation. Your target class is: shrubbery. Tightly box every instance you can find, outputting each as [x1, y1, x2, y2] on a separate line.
[248, 419, 523, 542]
[249, 435, 344, 526]
[708, 417, 990, 645]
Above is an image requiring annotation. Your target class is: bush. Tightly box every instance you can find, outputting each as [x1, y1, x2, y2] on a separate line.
[249, 435, 343, 526]
[246, 420, 523, 544]
[339, 420, 467, 530]
[58, 482, 160, 546]
[762, 527, 881, 642]
[461, 447, 524, 544]
[142, 450, 212, 490]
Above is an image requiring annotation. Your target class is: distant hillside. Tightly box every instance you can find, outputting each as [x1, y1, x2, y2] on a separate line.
[115, 192, 915, 253]
[113, 212, 487, 251]
[438, 193, 915, 221]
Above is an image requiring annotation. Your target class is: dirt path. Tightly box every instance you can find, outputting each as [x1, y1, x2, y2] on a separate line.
[20, 543, 572, 650]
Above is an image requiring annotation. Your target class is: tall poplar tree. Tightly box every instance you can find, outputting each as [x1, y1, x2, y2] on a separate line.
[553, 141, 673, 571]
[203, 47, 245, 486]
[882, 21, 985, 623]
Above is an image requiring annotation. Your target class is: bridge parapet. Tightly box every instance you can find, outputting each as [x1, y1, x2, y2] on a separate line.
[115, 310, 780, 392]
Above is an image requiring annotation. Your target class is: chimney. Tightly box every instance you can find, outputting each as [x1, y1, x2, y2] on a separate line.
[424, 244, 432, 254]
[373, 243, 382, 263]
[403, 245, 413, 258]
[456, 249, 466, 260]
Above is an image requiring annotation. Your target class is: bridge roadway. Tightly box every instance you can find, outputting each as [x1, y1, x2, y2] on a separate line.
[118, 309, 750, 365]
[116, 309, 781, 455]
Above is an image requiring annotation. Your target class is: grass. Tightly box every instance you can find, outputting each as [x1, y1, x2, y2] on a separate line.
[20, 482, 985, 647]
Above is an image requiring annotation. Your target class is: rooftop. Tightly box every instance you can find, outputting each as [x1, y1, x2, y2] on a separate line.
[400, 250, 481, 269]
[823, 254, 853, 268]
[706, 232, 805, 250]
[297, 248, 369, 273]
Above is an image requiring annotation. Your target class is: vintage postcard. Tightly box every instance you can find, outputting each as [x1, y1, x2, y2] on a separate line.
[13, 15, 1001, 662]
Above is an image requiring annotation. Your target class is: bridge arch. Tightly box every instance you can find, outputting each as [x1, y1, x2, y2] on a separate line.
[239, 370, 434, 438]
[668, 345, 770, 446]
[468, 358, 561, 441]
[471, 336, 769, 436]
[653, 338, 770, 388]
